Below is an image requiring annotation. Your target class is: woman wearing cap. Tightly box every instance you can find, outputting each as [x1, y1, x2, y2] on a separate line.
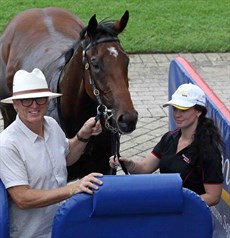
[110, 83, 224, 207]
[0, 68, 103, 238]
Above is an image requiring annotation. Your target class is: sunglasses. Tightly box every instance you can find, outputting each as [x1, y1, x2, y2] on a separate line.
[20, 97, 49, 107]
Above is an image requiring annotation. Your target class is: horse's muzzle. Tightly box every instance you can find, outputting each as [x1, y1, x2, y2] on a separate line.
[117, 111, 138, 134]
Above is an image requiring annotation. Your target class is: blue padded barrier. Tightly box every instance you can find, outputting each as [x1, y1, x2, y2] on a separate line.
[91, 173, 183, 216]
[0, 179, 9, 238]
[52, 174, 212, 238]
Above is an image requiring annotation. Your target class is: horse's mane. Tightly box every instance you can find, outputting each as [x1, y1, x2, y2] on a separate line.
[64, 41, 80, 65]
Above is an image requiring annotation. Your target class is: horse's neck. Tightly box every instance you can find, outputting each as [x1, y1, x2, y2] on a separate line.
[58, 47, 94, 126]
[60, 47, 84, 96]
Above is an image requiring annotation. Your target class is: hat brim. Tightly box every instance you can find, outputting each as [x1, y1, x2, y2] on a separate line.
[163, 99, 195, 110]
[1, 92, 62, 104]
[168, 104, 190, 110]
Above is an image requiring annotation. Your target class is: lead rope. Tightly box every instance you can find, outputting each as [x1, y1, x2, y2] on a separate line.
[112, 131, 129, 175]
[96, 105, 128, 175]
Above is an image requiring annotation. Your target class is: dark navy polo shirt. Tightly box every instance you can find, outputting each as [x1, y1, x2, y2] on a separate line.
[152, 129, 223, 195]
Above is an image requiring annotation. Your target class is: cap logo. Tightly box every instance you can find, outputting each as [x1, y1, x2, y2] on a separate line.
[176, 89, 190, 97]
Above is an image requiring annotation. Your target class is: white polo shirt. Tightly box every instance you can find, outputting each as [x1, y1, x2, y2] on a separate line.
[0, 115, 69, 238]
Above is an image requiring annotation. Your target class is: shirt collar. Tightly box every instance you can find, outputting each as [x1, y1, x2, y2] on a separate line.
[170, 128, 181, 140]
[16, 115, 50, 143]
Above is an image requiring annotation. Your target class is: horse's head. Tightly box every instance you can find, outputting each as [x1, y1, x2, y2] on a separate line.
[80, 11, 138, 134]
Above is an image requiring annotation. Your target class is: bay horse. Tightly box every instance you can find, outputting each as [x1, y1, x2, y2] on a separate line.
[0, 7, 138, 180]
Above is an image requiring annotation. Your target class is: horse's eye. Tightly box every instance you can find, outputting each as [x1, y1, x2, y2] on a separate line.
[91, 57, 99, 70]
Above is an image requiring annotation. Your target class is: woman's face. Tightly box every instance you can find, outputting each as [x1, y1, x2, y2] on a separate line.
[173, 107, 201, 129]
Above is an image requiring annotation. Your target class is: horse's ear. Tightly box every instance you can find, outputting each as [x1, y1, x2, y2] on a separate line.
[87, 14, 98, 38]
[114, 10, 129, 33]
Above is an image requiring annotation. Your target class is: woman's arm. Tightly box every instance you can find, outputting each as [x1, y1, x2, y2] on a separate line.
[110, 152, 160, 174]
[201, 183, 223, 206]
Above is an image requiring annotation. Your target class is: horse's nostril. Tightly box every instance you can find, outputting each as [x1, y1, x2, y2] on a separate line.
[118, 113, 138, 134]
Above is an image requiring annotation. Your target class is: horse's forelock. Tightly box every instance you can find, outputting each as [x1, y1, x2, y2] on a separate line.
[97, 19, 118, 37]
[80, 19, 118, 41]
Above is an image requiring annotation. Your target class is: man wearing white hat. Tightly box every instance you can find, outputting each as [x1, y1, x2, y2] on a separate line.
[0, 68, 103, 238]
[110, 83, 224, 207]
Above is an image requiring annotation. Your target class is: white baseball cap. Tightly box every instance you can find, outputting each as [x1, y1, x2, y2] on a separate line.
[163, 83, 206, 110]
[1, 68, 62, 104]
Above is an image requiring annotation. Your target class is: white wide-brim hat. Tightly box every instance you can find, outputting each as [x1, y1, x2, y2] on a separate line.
[1, 68, 62, 104]
[163, 83, 206, 110]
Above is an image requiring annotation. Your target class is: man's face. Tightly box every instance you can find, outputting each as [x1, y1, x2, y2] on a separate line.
[13, 97, 49, 127]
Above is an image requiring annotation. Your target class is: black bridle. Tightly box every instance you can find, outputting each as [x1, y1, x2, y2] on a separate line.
[82, 36, 120, 132]
[81, 36, 129, 175]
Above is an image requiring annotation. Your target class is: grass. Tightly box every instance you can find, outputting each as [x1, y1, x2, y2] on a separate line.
[0, 0, 229, 53]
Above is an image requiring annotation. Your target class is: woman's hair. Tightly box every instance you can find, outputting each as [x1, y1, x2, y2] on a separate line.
[191, 105, 224, 165]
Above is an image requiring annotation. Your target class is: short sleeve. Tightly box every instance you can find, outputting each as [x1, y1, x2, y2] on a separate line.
[0, 145, 29, 189]
[152, 132, 171, 159]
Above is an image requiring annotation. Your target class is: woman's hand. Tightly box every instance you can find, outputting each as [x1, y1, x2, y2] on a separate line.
[109, 156, 136, 172]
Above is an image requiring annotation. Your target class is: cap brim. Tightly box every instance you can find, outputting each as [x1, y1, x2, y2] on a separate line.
[171, 104, 190, 110]
[1, 92, 62, 104]
[163, 98, 195, 110]
[163, 102, 190, 110]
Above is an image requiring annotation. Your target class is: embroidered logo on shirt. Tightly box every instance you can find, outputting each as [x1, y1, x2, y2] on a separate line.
[182, 154, 191, 164]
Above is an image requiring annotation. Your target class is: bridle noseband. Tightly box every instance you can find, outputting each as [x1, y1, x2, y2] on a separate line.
[81, 36, 129, 175]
